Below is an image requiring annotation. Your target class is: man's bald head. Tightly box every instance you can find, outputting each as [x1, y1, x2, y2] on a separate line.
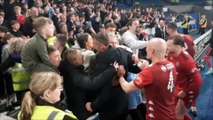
[147, 38, 167, 59]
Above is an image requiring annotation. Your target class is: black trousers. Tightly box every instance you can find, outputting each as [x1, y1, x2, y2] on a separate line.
[200, 28, 205, 35]
[182, 28, 188, 35]
[0, 73, 14, 98]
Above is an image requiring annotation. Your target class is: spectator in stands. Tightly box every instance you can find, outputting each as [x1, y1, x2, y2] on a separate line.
[0, 26, 9, 62]
[14, 6, 26, 25]
[58, 22, 69, 39]
[113, 15, 122, 31]
[0, 11, 9, 28]
[0, 33, 15, 111]
[23, 7, 39, 37]
[77, 33, 95, 71]
[203, 19, 213, 75]
[10, 20, 23, 37]
[86, 32, 141, 120]
[98, 24, 105, 34]
[1, 33, 13, 63]
[167, 35, 203, 120]
[3, 0, 16, 22]
[53, 34, 67, 59]
[59, 48, 119, 120]
[118, 38, 176, 120]
[66, 13, 76, 35]
[21, 2, 30, 17]
[0, 27, 9, 99]
[92, 16, 102, 33]
[105, 23, 117, 34]
[47, 46, 61, 68]
[108, 33, 147, 120]
[1, 37, 30, 107]
[21, 17, 58, 74]
[121, 18, 147, 55]
[18, 72, 77, 120]
[155, 19, 166, 39]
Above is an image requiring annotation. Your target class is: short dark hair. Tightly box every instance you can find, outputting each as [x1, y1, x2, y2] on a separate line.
[2, 33, 13, 43]
[95, 32, 109, 47]
[47, 45, 58, 55]
[167, 22, 177, 31]
[105, 23, 117, 29]
[10, 20, 19, 26]
[119, 27, 128, 36]
[0, 26, 8, 33]
[126, 18, 138, 27]
[168, 35, 185, 47]
[77, 33, 90, 49]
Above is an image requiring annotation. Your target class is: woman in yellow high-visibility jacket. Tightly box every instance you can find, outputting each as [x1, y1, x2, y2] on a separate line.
[18, 72, 77, 120]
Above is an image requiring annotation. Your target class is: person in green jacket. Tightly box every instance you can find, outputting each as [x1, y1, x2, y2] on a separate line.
[18, 72, 77, 120]
[21, 17, 58, 74]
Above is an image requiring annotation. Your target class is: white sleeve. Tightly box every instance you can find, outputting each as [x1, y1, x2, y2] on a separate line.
[122, 35, 147, 49]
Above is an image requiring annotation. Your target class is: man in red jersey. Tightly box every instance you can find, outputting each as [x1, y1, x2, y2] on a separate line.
[167, 22, 198, 116]
[167, 22, 196, 58]
[118, 38, 177, 120]
[167, 35, 203, 120]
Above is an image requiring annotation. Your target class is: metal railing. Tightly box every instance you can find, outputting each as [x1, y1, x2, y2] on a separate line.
[194, 29, 212, 62]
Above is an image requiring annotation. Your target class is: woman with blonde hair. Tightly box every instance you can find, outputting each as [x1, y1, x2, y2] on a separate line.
[18, 72, 77, 120]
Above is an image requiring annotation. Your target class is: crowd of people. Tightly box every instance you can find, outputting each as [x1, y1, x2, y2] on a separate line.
[0, 0, 213, 120]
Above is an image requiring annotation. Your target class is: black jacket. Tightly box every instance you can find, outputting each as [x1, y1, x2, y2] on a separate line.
[89, 46, 141, 120]
[155, 26, 166, 39]
[59, 60, 116, 120]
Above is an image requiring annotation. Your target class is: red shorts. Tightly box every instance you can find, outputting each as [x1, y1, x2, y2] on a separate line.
[175, 87, 200, 109]
[205, 48, 213, 56]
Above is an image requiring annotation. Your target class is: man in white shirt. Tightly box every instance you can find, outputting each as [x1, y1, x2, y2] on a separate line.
[121, 18, 147, 55]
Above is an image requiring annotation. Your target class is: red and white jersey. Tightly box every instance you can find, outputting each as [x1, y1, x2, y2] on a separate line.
[181, 34, 196, 58]
[167, 51, 203, 94]
[133, 60, 176, 120]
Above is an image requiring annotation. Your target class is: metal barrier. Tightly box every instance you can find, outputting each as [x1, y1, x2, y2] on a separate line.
[194, 29, 212, 62]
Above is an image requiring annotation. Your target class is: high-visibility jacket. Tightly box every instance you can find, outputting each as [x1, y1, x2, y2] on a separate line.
[47, 36, 70, 48]
[18, 105, 77, 120]
[10, 63, 31, 91]
[181, 17, 189, 29]
[199, 18, 207, 28]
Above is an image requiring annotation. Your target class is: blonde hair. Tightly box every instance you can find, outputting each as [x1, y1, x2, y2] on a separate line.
[9, 37, 25, 54]
[20, 72, 62, 120]
[14, 6, 21, 11]
[63, 48, 78, 65]
[32, 17, 53, 33]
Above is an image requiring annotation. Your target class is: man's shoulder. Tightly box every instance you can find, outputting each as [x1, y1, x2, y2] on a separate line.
[180, 51, 194, 61]
[122, 31, 131, 37]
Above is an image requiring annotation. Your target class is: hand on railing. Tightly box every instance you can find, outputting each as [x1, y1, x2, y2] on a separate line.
[200, 44, 205, 48]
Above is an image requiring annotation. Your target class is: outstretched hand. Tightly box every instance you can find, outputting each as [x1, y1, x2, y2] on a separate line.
[137, 59, 149, 70]
[85, 102, 93, 112]
[117, 65, 126, 77]
[112, 61, 119, 70]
